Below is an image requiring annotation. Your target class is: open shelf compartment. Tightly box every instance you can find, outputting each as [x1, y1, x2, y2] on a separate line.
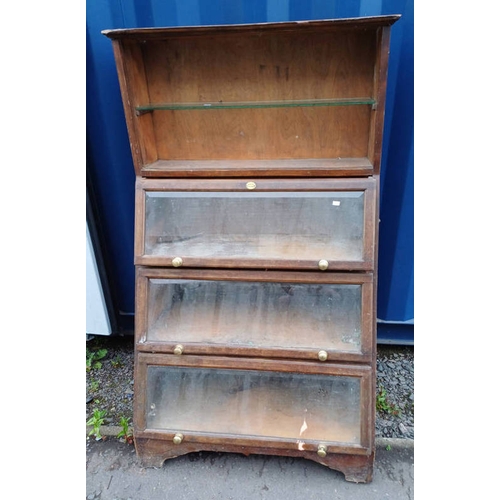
[104, 16, 398, 177]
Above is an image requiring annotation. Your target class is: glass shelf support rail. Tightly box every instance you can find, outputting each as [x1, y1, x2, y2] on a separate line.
[136, 97, 376, 113]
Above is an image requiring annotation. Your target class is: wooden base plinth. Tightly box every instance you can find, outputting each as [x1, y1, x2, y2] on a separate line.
[134, 437, 374, 483]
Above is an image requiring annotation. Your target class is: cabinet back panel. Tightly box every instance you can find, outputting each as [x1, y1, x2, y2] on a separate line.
[153, 106, 371, 160]
[142, 31, 375, 102]
[136, 30, 376, 160]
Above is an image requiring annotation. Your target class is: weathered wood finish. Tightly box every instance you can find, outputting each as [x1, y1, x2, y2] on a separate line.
[133, 352, 374, 482]
[103, 16, 401, 40]
[135, 266, 374, 363]
[134, 438, 374, 483]
[134, 353, 373, 448]
[141, 158, 374, 178]
[104, 16, 400, 177]
[134, 177, 377, 270]
[103, 15, 400, 483]
[368, 26, 392, 175]
[135, 176, 376, 191]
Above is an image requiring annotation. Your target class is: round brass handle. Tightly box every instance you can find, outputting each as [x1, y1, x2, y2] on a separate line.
[318, 350, 328, 362]
[317, 445, 327, 458]
[172, 257, 183, 267]
[174, 344, 184, 355]
[246, 181, 256, 190]
[318, 259, 329, 271]
[173, 433, 184, 445]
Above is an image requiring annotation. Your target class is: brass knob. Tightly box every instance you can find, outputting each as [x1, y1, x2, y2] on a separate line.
[174, 344, 184, 355]
[246, 181, 256, 190]
[317, 445, 327, 458]
[172, 257, 183, 267]
[318, 350, 328, 362]
[318, 259, 329, 271]
[173, 433, 184, 445]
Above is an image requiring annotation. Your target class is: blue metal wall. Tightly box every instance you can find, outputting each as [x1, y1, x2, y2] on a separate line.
[86, 0, 414, 342]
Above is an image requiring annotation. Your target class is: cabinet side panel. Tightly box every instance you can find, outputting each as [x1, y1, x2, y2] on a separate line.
[112, 40, 158, 173]
[368, 27, 391, 175]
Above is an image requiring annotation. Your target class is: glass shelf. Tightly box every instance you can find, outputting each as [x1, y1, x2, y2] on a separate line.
[136, 97, 376, 113]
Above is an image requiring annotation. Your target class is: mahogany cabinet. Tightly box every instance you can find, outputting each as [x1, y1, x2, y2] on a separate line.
[103, 14, 400, 483]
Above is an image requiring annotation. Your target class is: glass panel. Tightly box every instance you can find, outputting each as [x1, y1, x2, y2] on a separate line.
[144, 192, 365, 262]
[146, 366, 361, 445]
[147, 279, 362, 352]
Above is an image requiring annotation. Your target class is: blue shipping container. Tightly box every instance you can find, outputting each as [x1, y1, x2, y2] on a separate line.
[86, 0, 414, 344]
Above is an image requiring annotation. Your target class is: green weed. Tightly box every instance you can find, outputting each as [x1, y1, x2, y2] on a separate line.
[111, 356, 123, 368]
[87, 409, 107, 440]
[86, 348, 108, 371]
[376, 388, 400, 416]
[117, 416, 134, 444]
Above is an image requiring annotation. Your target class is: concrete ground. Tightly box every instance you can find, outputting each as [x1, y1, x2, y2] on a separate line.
[86, 428, 414, 500]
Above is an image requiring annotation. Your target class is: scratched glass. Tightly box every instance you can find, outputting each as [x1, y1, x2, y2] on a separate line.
[147, 279, 362, 352]
[144, 192, 365, 262]
[146, 366, 361, 444]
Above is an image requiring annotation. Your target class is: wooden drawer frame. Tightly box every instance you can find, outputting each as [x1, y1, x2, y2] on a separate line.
[135, 267, 375, 363]
[133, 353, 375, 482]
[134, 177, 377, 271]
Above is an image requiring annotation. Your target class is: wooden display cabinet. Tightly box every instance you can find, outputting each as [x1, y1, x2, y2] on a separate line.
[103, 14, 400, 483]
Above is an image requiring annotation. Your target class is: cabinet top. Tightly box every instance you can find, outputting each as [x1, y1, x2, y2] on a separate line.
[102, 15, 400, 40]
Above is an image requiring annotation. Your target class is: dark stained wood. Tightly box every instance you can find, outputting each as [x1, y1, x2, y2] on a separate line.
[137, 351, 372, 376]
[102, 15, 401, 40]
[134, 437, 374, 483]
[134, 353, 373, 454]
[136, 255, 374, 271]
[136, 267, 374, 283]
[111, 40, 158, 175]
[120, 41, 158, 167]
[134, 177, 376, 271]
[368, 27, 392, 175]
[133, 349, 375, 481]
[371, 175, 382, 453]
[104, 16, 398, 176]
[136, 176, 376, 192]
[110, 40, 143, 176]
[135, 266, 374, 363]
[134, 178, 146, 264]
[141, 31, 375, 103]
[141, 158, 374, 178]
[103, 15, 400, 484]
[136, 342, 372, 364]
[152, 106, 371, 161]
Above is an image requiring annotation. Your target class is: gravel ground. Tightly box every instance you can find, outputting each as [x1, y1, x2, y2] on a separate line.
[86, 335, 413, 440]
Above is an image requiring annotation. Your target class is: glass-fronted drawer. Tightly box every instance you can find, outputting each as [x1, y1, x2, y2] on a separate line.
[136, 268, 374, 362]
[135, 178, 376, 270]
[135, 353, 372, 454]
